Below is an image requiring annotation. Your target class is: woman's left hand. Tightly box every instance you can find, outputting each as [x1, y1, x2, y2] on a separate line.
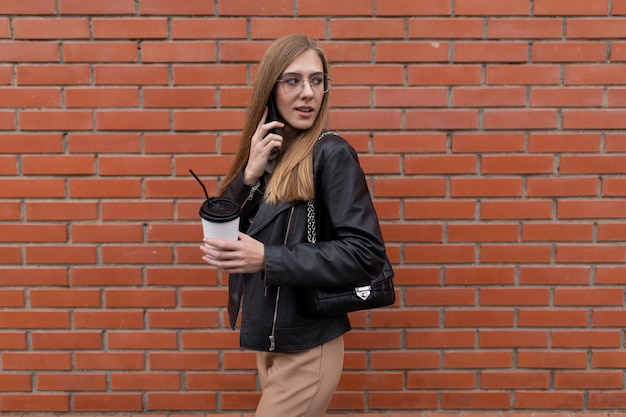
[200, 232, 265, 274]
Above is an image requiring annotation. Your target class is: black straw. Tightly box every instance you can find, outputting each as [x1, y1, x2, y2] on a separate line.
[189, 169, 209, 200]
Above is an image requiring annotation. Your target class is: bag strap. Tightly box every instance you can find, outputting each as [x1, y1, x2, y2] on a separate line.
[306, 131, 333, 245]
[306, 200, 316, 244]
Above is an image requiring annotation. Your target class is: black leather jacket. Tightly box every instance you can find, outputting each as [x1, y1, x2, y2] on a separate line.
[224, 133, 386, 353]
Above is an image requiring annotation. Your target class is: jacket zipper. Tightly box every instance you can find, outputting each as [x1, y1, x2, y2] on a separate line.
[268, 205, 295, 352]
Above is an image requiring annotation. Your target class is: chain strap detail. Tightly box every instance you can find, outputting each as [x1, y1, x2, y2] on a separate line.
[305, 131, 332, 244]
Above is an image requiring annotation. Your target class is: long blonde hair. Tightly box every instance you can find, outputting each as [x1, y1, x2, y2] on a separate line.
[219, 34, 331, 204]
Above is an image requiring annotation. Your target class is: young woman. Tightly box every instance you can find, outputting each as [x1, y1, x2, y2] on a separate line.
[200, 34, 387, 417]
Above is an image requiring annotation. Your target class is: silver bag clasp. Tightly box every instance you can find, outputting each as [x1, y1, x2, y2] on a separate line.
[355, 285, 372, 301]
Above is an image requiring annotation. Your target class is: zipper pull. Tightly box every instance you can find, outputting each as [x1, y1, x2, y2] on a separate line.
[269, 335, 275, 352]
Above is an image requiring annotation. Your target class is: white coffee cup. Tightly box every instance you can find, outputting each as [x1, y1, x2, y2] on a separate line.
[199, 197, 240, 241]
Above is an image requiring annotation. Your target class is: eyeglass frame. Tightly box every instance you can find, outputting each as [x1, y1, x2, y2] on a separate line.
[276, 73, 332, 95]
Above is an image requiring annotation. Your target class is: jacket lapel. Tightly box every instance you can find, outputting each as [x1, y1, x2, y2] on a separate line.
[246, 200, 294, 236]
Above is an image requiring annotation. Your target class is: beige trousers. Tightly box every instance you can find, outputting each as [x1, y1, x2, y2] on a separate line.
[255, 335, 344, 417]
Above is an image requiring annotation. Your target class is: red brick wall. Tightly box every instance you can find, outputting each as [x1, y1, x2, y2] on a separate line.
[2, 0, 626, 414]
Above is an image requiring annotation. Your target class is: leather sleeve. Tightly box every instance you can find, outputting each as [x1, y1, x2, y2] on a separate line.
[221, 171, 265, 232]
[264, 135, 386, 288]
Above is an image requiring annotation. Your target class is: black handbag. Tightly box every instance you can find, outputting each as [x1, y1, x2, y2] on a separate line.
[303, 200, 396, 316]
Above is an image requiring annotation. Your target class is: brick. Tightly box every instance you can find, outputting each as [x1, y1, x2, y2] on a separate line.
[522, 223, 594, 241]
[0, 40, 60, 62]
[180, 288, 227, 307]
[186, 372, 256, 390]
[480, 244, 552, 263]
[484, 109, 557, 129]
[450, 265, 512, 285]
[0, 331, 30, 348]
[250, 18, 325, 40]
[13, 18, 89, 39]
[518, 350, 588, 368]
[0, 394, 69, 412]
[68, 133, 142, 153]
[453, 86, 527, 107]
[0, 289, 24, 307]
[371, 351, 438, 368]
[26, 245, 97, 265]
[0, 0, 56, 14]
[0, 87, 61, 108]
[519, 309, 589, 327]
[144, 133, 217, 154]
[69, 178, 141, 198]
[93, 18, 168, 39]
[533, 41, 607, 62]
[0, 267, 68, 286]
[219, 40, 273, 62]
[143, 87, 216, 108]
[514, 391, 584, 409]
[0, 374, 31, 390]
[149, 352, 219, 370]
[531, 87, 604, 107]
[408, 371, 475, 389]
[173, 64, 246, 85]
[146, 267, 216, 286]
[369, 392, 437, 410]
[405, 244, 475, 264]
[331, 19, 404, 39]
[552, 330, 621, 348]
[0, 179, 65, 198]
[564, 109, 626, 129]
[480, 288, 550, 306]
[488, 18, 563, 38]
[20, 110, 92, 131]
[376, 41, 449, 62]
[96, 110, 170, 131]
[73, 393, 142, 412]
[319, 42, 372, 63]
[452, 132, 525, 153]
[37, 374, 107, 391]
[146, 392, 216, 411]
[379, 0, 451, 16]
[148, 310, 218, 329]
[173, 110, 245, 131]
[3, 352, 72, 370]
[519, 266, 591, 285]
[102, 245, 173, 264]
[111, 373, 181, 390]
[445, 309, 515, 328]
[72, 224, 143, 243]
[0, 202, 21, 220]
[31, 331, 103, 350]
[482, 371, 550, 389]
[567, 18, 626, 38]
[487, 64, 561, 84]
[101, 201, 174, 220]
[99, 155, 172, 176]
[107, 331, 178, 349]
[174, 18, 247, 39]
[532, 132, 601, 152]
[479, 330, 549, 348]
[534, 0, 610, 15]
[26, 201, 98, 221]
[60, 0, 135, 14]
[567, 64, 626, 84]
[66, 87, 139, 108]
[142, 41, 216, 63]
[456, 0, 531, 15]
[441, 392, 511, 409]
[0, 224, 67, 242]
[0, 155, 16, 174]
[23, 155, 95, 175]
[64, 41, 138, 63]
[30, 289, 101, 307]
[298, 0, 373, 16]
[105, 289, 176, 308]
[74, 311, 145, 329]
[487, 198, 555, 221]
[140, 0, 214, 15]
[409, 64, 482, 85]
[71, 267, 142, 286]
[95, 65, 169, 85]
[455, 41, 528, 62]
[74, 352, 144, 370]
[17, 65, 90, 85]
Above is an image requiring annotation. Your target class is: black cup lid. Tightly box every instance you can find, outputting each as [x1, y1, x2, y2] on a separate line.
[199, 197, 240, 223]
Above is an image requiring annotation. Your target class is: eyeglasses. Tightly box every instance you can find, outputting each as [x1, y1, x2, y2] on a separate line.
[276, 73, 331, 95]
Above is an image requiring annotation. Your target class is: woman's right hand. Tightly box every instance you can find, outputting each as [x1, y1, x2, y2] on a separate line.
[243, 108, 284, 185]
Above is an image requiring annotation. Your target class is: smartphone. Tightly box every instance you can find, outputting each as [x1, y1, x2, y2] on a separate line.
[265, 96, 281, 161]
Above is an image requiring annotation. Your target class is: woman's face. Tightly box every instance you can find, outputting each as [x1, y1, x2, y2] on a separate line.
[274, 49, 326, 132]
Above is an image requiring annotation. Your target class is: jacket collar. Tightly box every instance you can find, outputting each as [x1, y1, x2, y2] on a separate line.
[246, 200, 295, 236]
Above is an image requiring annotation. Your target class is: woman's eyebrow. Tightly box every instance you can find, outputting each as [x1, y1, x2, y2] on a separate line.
[280, 71, 324, 77]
